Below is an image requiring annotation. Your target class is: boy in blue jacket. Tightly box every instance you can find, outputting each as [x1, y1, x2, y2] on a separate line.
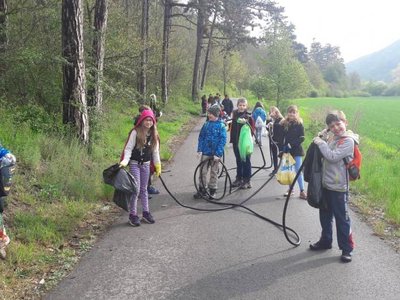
[194, 105, 227, 199]
[0, 143, 16, 259]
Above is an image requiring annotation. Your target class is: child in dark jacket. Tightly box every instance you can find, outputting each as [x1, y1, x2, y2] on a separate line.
[267, 106, 284, 174]
[194, 105, 227, 199]
[280, 105, 307, 199]
[311, 110, 359, 263]
[230, 98, 254, 189]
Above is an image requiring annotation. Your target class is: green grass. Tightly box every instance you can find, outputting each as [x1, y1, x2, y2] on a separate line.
[292, 97, 400, 223]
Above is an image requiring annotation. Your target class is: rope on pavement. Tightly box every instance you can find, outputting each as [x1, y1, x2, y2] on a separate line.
[158, 141, 302, 246]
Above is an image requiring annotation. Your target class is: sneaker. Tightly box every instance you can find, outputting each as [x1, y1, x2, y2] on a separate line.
[208, 188, 216, 199]
[232, 178, 242, 187]
[340, 251, 352, 263]
[129, 214, 141, 227]
[309, 241, 332, 251]
[299, 191, 307, 200]
[142, 211, 155, 224]
[147, 185, 160, 194]
[193, 188, 207, 199]
[284, 190, 295, 197]
[0, 247, 6, 260]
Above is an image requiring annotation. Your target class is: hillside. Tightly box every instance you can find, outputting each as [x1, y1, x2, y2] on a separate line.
[346, 39, 400, 82]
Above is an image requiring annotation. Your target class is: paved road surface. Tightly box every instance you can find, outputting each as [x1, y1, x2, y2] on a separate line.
[46, 118, 400, 300]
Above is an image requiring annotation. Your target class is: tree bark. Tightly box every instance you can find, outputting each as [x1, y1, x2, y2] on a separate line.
[0, 0, 7, 53]
[191, 0, 206, 102]
[138, 0, 149, 104]
[62, 0, 89, 143]
[161, 0, 172, 104]
[200, 11, 217, 90]
[88, 0, 108, 111]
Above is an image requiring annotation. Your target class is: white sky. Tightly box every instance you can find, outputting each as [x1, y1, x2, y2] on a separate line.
[276, 0, 400, 62]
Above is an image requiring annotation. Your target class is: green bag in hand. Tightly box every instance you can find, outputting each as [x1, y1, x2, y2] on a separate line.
[238, 124, 253, 161]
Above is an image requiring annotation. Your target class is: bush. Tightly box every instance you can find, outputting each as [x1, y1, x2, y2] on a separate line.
[309, 90, 318, 98]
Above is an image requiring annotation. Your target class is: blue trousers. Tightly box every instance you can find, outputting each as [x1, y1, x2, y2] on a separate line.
[319, 188, 354, 253]
[294, 156, 305, 191]
[233, 144, 252, 181]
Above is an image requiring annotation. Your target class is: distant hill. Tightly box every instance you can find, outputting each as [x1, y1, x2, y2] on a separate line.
[346, 39, 400, 82]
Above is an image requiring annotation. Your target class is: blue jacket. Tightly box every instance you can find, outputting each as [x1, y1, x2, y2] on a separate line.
[0, 146, 10, 159]
[197, 120, 227, 157]
[252, 107, 267, 123]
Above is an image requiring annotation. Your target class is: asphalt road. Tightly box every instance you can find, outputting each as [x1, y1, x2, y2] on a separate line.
[46, 117, 400, 300]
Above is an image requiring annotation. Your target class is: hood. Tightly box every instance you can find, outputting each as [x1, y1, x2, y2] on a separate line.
[337, 130, 360, 145]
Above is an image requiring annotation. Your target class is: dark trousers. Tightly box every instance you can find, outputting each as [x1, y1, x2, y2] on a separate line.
[269, 139, 279, 171]
[232, 143, 251, 181]
[319, 188, 354, 253]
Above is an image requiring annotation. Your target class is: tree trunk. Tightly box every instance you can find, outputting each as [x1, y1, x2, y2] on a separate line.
[161, 0, 172, 104]
[0, 0, 7, 53]
[191, 0, 206, 102]
[62, 0, 89, 143]
[138, 0, 149, 104]
[200, 11, 217, 90]
[88, 0, 108, 111]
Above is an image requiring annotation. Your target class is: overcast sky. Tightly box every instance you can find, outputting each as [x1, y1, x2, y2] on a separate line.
[276, 0, 400, 62]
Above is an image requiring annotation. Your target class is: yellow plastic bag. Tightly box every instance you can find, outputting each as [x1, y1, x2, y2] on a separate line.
[276, 153, 296, 185]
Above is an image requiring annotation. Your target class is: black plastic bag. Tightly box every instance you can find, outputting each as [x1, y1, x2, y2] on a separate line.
[304, 144, 327, 210]
[103, 164, 137, 211]
[112, 190, 130, 212]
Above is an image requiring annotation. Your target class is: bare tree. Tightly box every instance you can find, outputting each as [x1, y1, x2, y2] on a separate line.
[161, 0, 172, 104]
[88, 0, 108, 111]
[138, 0, 149, 103]
[62, 0, 89, 143]
[0, 0, 7, 53]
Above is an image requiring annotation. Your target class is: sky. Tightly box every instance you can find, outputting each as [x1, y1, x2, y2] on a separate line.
[276, 0, 400, 62]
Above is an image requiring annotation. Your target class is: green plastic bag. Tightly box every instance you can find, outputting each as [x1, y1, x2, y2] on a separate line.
[239, 124, 253, 161]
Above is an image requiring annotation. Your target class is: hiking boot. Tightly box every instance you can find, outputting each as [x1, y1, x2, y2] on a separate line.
[147, 185, 160, 194]
[299, 190, 307, 200]
[142, 211, 155, 224]
[340, 251, 352, 263]
[309, 241, 332, 251]
[129, 214, 141, 227]
[193, 188, 207, 199]
[208, 188, 216, 199]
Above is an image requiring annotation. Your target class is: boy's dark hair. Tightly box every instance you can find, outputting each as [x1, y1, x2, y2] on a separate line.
[325, 110, 347, 125]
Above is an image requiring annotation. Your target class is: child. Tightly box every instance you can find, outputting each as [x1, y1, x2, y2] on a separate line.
[133, 105, 160, 195]
[252, 101, 267, 146]
[280, 105, 307, 199]
[120, 110, 161, 227]
[230, 98, 254, 189]
[311, 110, 359, 263]
[194, 105, 227, 199]
[201, 95, 207, 116]
[0, 143, 16, 259]
[267, 106, 284, 175]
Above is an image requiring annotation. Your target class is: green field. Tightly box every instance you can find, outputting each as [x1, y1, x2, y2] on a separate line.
[292, 97, 400, 225]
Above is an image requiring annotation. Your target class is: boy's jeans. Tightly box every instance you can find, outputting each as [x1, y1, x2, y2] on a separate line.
[199, 155, 219, 189]
[319, 188, 354, 253]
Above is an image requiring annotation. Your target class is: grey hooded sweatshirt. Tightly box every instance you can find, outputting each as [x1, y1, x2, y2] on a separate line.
[317, 130, 360, 192]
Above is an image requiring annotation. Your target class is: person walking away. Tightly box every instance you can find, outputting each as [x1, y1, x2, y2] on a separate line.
[252, 101, 267, 146]
[201, 95, 207, 116]
[0, 143, 16, 259]
[120, 110, 161, 226]
[194, 105, 227, 199]
[267, 106, 284, 175]
[221, 94, 234, 118]
[280, 105, 307, 199]
[230, 98, 254, 189]
[311, 110, 358, 263]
